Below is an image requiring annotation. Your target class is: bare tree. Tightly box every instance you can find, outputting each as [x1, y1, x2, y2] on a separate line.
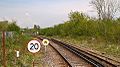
[90, 0, 120, 20]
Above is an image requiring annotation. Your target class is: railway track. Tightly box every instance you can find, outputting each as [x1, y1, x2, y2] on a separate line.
[38, 37, 71, 67]
[38, 37, 120, 67]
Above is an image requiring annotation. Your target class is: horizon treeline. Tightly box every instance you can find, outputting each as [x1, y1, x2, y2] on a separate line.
[0, 20, 20, 32]
[40, 11, 120, 44]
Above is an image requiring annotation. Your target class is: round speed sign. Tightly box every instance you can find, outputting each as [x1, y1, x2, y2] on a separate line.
[27, 40, 41, 53]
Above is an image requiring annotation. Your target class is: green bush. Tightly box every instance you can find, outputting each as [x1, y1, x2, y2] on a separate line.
[40, 11, 120, 44]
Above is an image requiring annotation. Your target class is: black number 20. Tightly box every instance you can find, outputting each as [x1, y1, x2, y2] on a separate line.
[30, 43, 39, 50]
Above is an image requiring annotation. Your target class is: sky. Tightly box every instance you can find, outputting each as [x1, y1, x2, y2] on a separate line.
[0, 0, 95, 28]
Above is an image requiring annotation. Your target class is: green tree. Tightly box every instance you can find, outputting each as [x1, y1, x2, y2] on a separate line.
[0, 21, 8, 31]
[69, 11, 89, 23]
[7, 22, 20, 32]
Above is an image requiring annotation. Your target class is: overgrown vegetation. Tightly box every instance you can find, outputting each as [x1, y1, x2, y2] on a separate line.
[0, 21, 42, 66]
[39, 0, 120, 58]
[0, 0, 120, 64]
[40, 11, 120, 58]
[41, 11, 120, 44]
[0, 32, 44, 67]
[0, 20, 20, 32]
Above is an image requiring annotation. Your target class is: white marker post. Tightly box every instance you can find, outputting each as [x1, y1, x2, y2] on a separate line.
[15, 50, 20, 66]
[42, 39, 49, 52]
[27, 39, 41, 67]
[16, 51, 19, 58]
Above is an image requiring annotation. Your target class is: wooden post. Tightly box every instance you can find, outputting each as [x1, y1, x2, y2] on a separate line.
[2, 31, 6, 67]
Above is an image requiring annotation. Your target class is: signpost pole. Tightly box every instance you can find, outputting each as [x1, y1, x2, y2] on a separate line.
[2, 31, 6, 67]
[45, 45, 46, 52]
[33, 60, 34, 67]
[42, 39, 49, 53]
[33, 53, 35, 67]
[27, 39, 41, 67]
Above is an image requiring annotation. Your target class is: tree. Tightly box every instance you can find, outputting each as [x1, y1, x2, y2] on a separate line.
[90, 0, 120, 20]
[34, 25, 40, 30]
[68, 11, 89, 23]
[33, 24, 40, 35]
[0, 21, 8, 31]
[7, 22, 20, 32]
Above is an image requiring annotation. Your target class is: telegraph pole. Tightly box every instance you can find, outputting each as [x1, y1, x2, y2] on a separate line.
[2, 31, 6, 67]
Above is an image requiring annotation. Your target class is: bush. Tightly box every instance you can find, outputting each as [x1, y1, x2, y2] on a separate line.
[40, 11, 120, 44]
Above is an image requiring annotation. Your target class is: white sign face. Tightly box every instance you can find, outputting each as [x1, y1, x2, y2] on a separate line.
[28, 40, 41, 53]
[42, 39, 49, 46]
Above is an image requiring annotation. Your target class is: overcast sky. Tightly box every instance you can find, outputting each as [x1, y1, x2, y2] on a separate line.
[0, 0, 95, 28]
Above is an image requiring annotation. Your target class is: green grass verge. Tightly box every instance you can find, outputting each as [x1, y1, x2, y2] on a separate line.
[0, 33, 44, 67]
[51, 36, 120, 59]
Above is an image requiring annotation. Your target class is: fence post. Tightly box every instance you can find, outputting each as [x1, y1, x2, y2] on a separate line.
[2, 31, 6, 67]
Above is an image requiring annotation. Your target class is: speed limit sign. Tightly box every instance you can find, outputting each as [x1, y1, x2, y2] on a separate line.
[27, 40, 41, 53]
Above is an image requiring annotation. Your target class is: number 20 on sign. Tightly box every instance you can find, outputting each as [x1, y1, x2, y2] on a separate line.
[27, 40, 41, 53]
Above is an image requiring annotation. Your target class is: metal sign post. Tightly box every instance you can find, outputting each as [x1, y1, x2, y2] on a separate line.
[27, 39, 41, 67]
[33, 61, 34, 67]
[32, 56, 35, 67]
[2, 31, 6, 67]
[45, 45, 47, 52]
[42, 39, 49, 53]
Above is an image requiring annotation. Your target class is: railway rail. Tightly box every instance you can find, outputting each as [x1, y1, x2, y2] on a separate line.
[38, 36, 120, 67]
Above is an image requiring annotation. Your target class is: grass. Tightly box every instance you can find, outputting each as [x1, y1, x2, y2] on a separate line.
[51, 36, 120, 60]
[0, 32, 45, 67]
